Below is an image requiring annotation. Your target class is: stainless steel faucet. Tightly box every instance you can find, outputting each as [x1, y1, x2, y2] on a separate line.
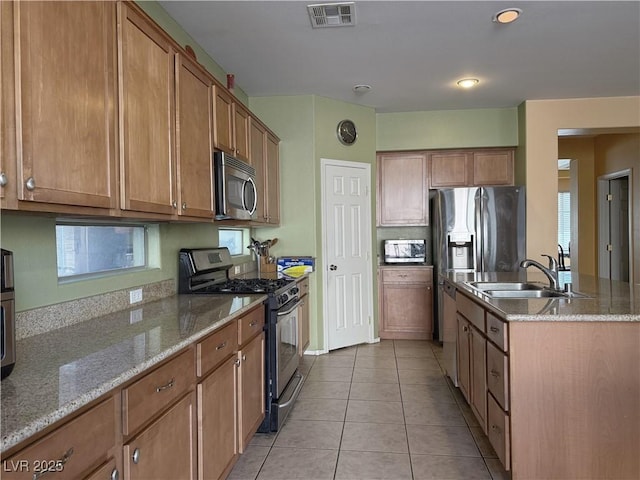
[520, 254, 559, 290]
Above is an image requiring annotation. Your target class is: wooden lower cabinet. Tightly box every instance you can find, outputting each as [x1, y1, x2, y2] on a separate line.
[456, 316, 471, 402]
[298, 277, 310, 356]
[238, 332, 265, 453]
[124, 392, 197, 480]
[197, 356, 238, 480]
[379, 266, 433, 340]
[1, 397, 118, 480]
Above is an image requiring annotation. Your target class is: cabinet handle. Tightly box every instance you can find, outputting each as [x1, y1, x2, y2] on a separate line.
[132, 448, 141, 464]
[462, 325, 469, 333]
[0, 172, 7, 187]
[32, 448, 73, 480]
[25, 177, 36, 191]
[155, 378, 175, 392]
[182, 202, 187, 209]
[491, 424, 502, 435]
[111, 468, 119, 480]
[249, 320, 258, 327]
[242, 354, 247, 361]
[490, 326, 500, 333]
[234, 358, 241, 367]
[215, 341, 227, 350]
[172, 200, 177, 209]
[490, 369, 500, 378]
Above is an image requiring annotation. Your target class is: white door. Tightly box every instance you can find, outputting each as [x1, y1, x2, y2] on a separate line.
[321, 159, 373, 351]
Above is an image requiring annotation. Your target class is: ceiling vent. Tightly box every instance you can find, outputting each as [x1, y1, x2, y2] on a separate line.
[307, 2, 356, 28]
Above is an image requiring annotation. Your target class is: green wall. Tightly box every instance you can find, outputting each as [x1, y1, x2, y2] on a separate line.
[376, 108, 518, 151]
[0, 213, 222, 311]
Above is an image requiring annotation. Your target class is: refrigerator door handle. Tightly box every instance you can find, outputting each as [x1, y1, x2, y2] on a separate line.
[474, 189, 482, 271]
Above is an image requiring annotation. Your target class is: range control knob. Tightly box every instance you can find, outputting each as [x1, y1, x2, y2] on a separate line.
[291, 287, 300, 296]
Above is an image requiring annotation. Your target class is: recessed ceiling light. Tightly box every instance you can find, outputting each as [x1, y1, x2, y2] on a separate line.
[493, 8, 522, 24]
[353, 84, 372, 93]
[457, 78, 480, 89]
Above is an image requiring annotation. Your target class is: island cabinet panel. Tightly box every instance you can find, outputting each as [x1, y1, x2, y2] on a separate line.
[11, 1, 118, 210]
[124, 392, 196, 480]
[377, 152, 429, 226]
[2, 397, 117, 480]
[119, 2, 177, 216]
[175, 52, 214, 219]
[508, 321, 640, 480]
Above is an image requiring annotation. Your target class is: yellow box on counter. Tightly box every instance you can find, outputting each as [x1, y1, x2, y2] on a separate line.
[277, 257, 315, 278]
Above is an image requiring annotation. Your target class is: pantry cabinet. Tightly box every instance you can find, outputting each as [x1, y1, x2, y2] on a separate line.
[378, 265, 433, 339]
[7, 1, 118, 211]
[118, 2, 177, 216]
[377, 152, 429, 226]
[429, 148, 514, 188]
[175, 53, 214, 219]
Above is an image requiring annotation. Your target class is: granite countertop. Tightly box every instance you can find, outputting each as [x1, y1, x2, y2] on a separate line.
[443, 270, 640, 321]
[1, 293, 266, 454]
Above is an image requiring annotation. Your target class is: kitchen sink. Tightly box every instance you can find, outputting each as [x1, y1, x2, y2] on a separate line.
[464, 281, 590, 299]
[468, 281, 546, 291]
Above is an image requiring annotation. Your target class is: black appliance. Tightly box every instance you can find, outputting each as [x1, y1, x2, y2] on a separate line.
[178, 247, 304, 432]
[1, 248, 16, 379]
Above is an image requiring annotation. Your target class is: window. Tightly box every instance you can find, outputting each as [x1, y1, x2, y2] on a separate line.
[558, 192, 571, 252]
[218, 228, 245, 256]
[56, 223, 147, 278]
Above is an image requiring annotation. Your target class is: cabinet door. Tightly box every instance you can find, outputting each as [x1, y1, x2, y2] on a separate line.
[265, 132, 280, 225]
[119, 3, 176, 216]
[1, 0, 17, 209]
[238, 332, 265, 452]
[250, 119, 267, 222]
[380, 284, 432, 340]
[472, 149, 514, 186]
[457, 315, 471, 403]
[377, 153, 429, 226]
[124, 393, 196, 480]
[198, 356, 238, 480]
[212, 82, 234, 154]
[470, 328, 487, 432]
[299, 292, 310, 356]
[429, 151, 472, 187]
[175, 53, 213, 218]
[233, 103, 250, 162]
[13, 1, 117, 209]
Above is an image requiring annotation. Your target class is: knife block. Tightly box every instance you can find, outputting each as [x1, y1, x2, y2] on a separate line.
[260, 256, 277, 273]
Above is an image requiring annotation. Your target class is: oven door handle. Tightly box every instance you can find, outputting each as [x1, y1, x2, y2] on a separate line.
[277, 299, 302, 317]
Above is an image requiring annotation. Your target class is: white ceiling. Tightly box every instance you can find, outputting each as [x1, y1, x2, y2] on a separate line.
[158, 1, 640, 113]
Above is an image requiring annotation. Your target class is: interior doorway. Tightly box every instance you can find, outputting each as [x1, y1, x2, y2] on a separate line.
[598, 170, 632, 282]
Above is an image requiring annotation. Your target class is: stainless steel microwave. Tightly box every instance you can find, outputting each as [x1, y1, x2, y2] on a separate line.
[214, 151, 257, 221]
[384, 239, 427, 264]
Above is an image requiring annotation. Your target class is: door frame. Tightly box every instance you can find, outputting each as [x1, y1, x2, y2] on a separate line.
[597, 168, 633, 283]
[320, 158, 375, 353]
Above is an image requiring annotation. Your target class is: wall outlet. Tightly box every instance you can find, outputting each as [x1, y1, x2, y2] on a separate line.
[234, 265, 241, 275]
[129, 288, 143, 304]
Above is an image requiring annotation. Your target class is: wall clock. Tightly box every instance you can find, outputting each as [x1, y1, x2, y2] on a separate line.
[337, 119, 357, 145]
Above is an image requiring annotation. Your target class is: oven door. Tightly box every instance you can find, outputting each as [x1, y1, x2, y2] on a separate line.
[274, 298, 301, 399]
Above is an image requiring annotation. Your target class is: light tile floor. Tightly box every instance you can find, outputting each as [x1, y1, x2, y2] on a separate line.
[228, 340, 510, 480]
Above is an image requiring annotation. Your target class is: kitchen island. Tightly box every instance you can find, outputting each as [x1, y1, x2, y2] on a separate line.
[444, 270, 639, 480]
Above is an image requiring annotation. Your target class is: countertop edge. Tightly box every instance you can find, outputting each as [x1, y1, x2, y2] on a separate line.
[1, 295, 267, 454]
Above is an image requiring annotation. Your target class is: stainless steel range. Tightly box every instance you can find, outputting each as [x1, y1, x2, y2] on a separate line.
[178, 247, 304, 432]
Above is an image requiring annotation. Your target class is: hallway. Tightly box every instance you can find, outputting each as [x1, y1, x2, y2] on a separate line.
[228, 340, 509, 479]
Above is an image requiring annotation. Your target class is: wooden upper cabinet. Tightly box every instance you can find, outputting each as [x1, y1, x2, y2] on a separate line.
[472, 149, 514, 186]
[212, 82, 234, 155]
[250, 119, 280, 225]
[119, 2, 176, 216]
[1, 1, 16, 209]
[429, 151, 472, 188]
[265, 133, 280, 225]
[429, 148, 515, 187]
[175, 53, 214, 218]
[12, 1, 118, 209]
[377, 152, 429, 226]
[212, 81, 250, 162]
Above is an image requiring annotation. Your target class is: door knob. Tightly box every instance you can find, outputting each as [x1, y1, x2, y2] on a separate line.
[329, 265, 337, 271]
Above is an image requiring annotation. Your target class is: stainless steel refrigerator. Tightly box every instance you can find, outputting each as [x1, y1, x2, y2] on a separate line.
[432, 186, 525, 383]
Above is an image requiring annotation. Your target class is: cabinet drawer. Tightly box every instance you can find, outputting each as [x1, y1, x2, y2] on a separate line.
[3, 397, 115, 480]
[487, 393, 511, 471]
[123, 349, 195, 435]
[457, 293, 485, 332]
[487, 341, 510, 411]
[197, 320, 238, 377]
[381, 267, 432, 284]
[487, 313, 508, 351]
[238, 305, 265, 346]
